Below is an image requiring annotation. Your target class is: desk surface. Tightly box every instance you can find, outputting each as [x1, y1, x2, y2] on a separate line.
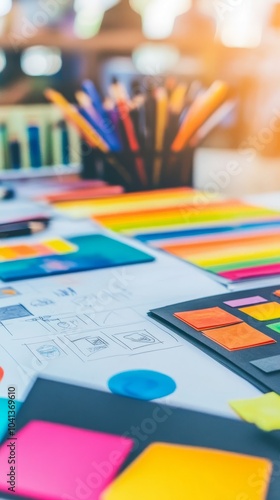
[1, 189, 280, 421]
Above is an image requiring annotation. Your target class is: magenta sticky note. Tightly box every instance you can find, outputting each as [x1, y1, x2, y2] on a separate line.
[224, 296, 267, 308]
[0, 420, 134, 500]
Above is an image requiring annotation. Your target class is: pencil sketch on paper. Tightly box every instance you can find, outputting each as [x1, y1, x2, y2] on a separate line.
[25, 339, 67, 363]
[112, 330, 162, 350]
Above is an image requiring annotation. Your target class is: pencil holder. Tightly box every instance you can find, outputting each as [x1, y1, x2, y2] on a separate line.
[80, 144, 194, 192]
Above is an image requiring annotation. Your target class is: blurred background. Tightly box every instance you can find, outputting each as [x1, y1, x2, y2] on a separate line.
[2, 0, 280, 192]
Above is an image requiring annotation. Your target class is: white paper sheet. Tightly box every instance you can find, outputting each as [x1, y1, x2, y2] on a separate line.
[0, 220, 260, 419]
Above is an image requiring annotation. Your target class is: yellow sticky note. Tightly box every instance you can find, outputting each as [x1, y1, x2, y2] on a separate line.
[0, 248, 19, 260]
[43, 239, 77, 254]
[230, 392, 280, 432]
[240, 302, 280, 321]
[102, 443, 272, 500]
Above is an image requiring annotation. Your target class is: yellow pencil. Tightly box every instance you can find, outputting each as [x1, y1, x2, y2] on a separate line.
[169, 83, 187, 115]
[154, 87, 168, 186]
[44, 89, 109, 153]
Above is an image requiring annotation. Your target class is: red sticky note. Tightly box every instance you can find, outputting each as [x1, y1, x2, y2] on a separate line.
[0, 420, 134, 500]
[202, 322, 276, 351]
[174, 307, 242, 331]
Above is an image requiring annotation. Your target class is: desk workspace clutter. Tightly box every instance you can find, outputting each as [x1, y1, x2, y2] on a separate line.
[1, 182, 280, 500]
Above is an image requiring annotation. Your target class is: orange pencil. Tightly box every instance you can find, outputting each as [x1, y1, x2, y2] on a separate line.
[171, 81, 229, 152]
[110, 80, 147, 186]
[44, 89, 109, 153]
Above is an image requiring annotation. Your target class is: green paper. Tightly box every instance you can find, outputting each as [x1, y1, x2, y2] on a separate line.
[267, 322, 280, 334]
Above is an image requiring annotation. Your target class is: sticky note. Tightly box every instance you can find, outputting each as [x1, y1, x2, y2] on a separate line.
[230, 392, 280, 431]
[0, 398, 21, 442]
[0, 287, 19, 298]
[32, 243, 54, 256]
[0, 367, 3, 382]
[44, 239, 77, 254]
[239, 302, 280, 321]
[251, 355, 280, 373]
[174, 307, 242, 331]
[102, 442, 272, 500]
[108, 370, 176, 400]
[224, 296, 267, 308]
[202, 322, 276, 351]
[267, 321, 280, 334]
[0, 420, 134, 500]
[11, 245, 39, 259]
[0, 304, 32, 321]
[273, 290, 280, 298]
[0, 248, 19, 260]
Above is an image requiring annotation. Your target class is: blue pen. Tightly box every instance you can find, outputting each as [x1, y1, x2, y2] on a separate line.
[81, 81, 121, 151]
[27, 124, 42, 168]
[9, 138, 22, 170]
[82, 80, 107, 120]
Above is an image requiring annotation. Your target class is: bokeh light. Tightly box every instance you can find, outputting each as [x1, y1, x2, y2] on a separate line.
[21, 46, 62, 76]
[0, 50, 6, 73]
[0, 0, 12, 18]
[130, 0, 191, 39]
[133, 43, 180, 73]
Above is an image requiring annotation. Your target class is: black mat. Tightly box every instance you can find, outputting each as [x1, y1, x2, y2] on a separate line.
[150, 285, 280, 394]
[1, 378, 280, 499]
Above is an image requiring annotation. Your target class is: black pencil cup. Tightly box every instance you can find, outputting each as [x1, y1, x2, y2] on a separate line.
[80, 140, 194, 192]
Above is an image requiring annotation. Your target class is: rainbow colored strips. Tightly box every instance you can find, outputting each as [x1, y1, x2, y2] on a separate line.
[0, 239, 77, 262]
[53, 187, 280, 283]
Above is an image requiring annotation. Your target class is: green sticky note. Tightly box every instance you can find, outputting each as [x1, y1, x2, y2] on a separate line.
[267, 322, 280, 334]
[230, 393, 280, 432]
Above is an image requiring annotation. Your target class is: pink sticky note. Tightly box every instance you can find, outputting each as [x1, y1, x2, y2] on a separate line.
[224, 296, 267, 308]
[0, 420, 134, 500]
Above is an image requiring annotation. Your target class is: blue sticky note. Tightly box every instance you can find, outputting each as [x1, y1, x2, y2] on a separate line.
[108, 370, 176, 401]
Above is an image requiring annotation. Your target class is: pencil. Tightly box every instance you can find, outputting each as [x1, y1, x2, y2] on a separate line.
[110, 79, 147, 186]
[153, 87, 168, 185]
[190, 100, 236, 147]
[45, 89, 132, 185]
[44, 89, 110, 153]
[171, 80, 229, 152]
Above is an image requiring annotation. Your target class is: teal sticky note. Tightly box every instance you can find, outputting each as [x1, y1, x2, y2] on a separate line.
[0, 398, 22, 442]
[267, 322, 280, 334]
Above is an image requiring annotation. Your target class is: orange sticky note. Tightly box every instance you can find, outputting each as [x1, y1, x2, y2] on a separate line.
[0, 288, 17, 296]
[174, 307, 242, 331]
[240, 302, 280, 321]
[203, 322, 276, 351]
[102, 443, 272, 500]
[11, 245, 39, 259]
[0, 367, 4, 382]
[273, 290, 280, 298]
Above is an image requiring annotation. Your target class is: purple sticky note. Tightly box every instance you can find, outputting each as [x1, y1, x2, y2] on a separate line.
[224, 296, 267, 308]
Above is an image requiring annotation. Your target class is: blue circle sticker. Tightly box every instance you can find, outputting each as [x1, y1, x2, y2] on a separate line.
[108, 370, 176, 401]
